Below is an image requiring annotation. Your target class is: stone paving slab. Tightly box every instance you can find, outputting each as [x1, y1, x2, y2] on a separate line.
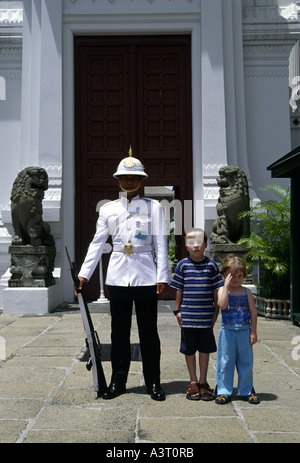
[0, 301, 299, 445]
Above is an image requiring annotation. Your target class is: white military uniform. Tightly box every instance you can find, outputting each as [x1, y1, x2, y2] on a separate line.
[78, 193, 169, 286]
[79, 149, 168, 397]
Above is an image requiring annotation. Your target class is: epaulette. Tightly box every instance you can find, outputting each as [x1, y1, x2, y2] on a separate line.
[143, 197, 159, 204]
[101, 199, 119, 209]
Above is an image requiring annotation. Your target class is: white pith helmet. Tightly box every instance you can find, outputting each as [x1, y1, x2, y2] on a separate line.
[113, 146, 148, 178]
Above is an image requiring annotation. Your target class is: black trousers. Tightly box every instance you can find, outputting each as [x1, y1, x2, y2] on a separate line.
[109, 285, 161, 386]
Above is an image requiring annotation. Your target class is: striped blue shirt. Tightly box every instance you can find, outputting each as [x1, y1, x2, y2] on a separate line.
[170, 257, 223, 328]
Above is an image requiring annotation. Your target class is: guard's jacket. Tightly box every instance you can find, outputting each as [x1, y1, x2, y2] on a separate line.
[79, 194, 169, 286]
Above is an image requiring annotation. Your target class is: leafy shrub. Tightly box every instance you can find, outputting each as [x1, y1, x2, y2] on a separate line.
[238, 184, 290, 299]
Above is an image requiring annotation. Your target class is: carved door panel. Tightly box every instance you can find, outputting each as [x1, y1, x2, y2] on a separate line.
[75, 36, 192, 300]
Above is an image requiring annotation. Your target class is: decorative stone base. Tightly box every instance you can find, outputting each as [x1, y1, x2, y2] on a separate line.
[209, 243, 254, 284]
[2, 285, 60, 315]
[8, 245, 56, 288]
[210, 243, 248, 265]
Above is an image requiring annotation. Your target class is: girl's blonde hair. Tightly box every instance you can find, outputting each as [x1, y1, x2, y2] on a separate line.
[220, 254, 247, 277]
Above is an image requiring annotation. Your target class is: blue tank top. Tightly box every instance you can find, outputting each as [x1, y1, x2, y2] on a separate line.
[221, 288, 250, 329]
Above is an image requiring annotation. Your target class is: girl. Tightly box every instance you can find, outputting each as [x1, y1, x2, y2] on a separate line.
[215, 255, 260, 404]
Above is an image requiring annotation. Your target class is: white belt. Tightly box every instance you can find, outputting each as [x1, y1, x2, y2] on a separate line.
[113, 244, 153, 256]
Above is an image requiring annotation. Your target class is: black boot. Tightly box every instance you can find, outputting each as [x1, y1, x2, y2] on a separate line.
[102, 372, 127, 400]
[146, 382, 166, 401]
[102, 382, 126, 399]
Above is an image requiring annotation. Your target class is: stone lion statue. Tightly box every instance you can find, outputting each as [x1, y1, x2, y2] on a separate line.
[10, 166, 55, 246]
[210, 166, 250, 244]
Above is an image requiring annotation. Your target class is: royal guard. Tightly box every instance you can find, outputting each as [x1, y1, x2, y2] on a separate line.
[76, 147, 169, 400]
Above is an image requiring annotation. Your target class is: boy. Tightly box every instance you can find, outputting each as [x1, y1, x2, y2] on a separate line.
[170, 228, 223, 400]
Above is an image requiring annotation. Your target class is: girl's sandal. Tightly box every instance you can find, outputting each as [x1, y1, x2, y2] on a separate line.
[215, 394, 231, 404]
[247, 392, 260, 404]
[186, 382, 201, 400]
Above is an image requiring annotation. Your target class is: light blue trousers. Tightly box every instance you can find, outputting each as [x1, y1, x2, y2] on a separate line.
[215, 327, 253, 397]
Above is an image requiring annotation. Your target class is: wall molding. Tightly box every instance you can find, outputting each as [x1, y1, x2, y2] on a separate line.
[0, 9, 23, 24]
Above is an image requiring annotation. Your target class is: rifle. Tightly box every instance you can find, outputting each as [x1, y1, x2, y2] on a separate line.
[65, 246, 107, 398]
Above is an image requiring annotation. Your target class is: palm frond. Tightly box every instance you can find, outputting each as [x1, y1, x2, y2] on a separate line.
[261, 183, 290, 200]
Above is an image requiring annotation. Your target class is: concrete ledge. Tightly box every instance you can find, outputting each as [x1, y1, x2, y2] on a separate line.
[2, 285, 60, 315]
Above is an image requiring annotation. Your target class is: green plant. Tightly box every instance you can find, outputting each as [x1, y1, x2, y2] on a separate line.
[238, 184, 290, 299]
[168, 227, 176, 262]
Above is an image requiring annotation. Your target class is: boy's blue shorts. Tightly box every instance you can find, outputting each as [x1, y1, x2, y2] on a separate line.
[180, 327, 217, 355]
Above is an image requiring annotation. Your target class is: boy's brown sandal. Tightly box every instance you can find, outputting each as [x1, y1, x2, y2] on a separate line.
[198, 382, 214, 401]
[186, 381, 201, 400]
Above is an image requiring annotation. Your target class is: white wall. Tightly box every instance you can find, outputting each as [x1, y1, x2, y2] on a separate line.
[244, 73, 291, 197]
[0, 42, 22, 213]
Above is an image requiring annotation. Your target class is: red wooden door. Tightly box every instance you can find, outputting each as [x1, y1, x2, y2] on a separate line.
[75, 36, 192, 300]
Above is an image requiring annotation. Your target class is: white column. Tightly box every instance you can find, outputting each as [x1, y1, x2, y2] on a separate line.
[222, 0, 251, 179]
[201, 0, 227, 231]
[20, 0, 63, 169]
[201, 0, 257, 228]
[20, 0, 40, 167]
[191, 22, 204, 229]
[201, 0, 227, 167]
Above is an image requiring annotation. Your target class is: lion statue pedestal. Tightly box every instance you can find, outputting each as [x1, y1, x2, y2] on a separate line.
[3, 167, 58, 315]
[8, 245, 55, 288]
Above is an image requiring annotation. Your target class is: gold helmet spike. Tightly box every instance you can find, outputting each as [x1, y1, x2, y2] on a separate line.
[123, 145, 136, 168]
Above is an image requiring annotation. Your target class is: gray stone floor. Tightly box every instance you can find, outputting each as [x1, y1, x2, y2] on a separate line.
[0, 300, 299, 444]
